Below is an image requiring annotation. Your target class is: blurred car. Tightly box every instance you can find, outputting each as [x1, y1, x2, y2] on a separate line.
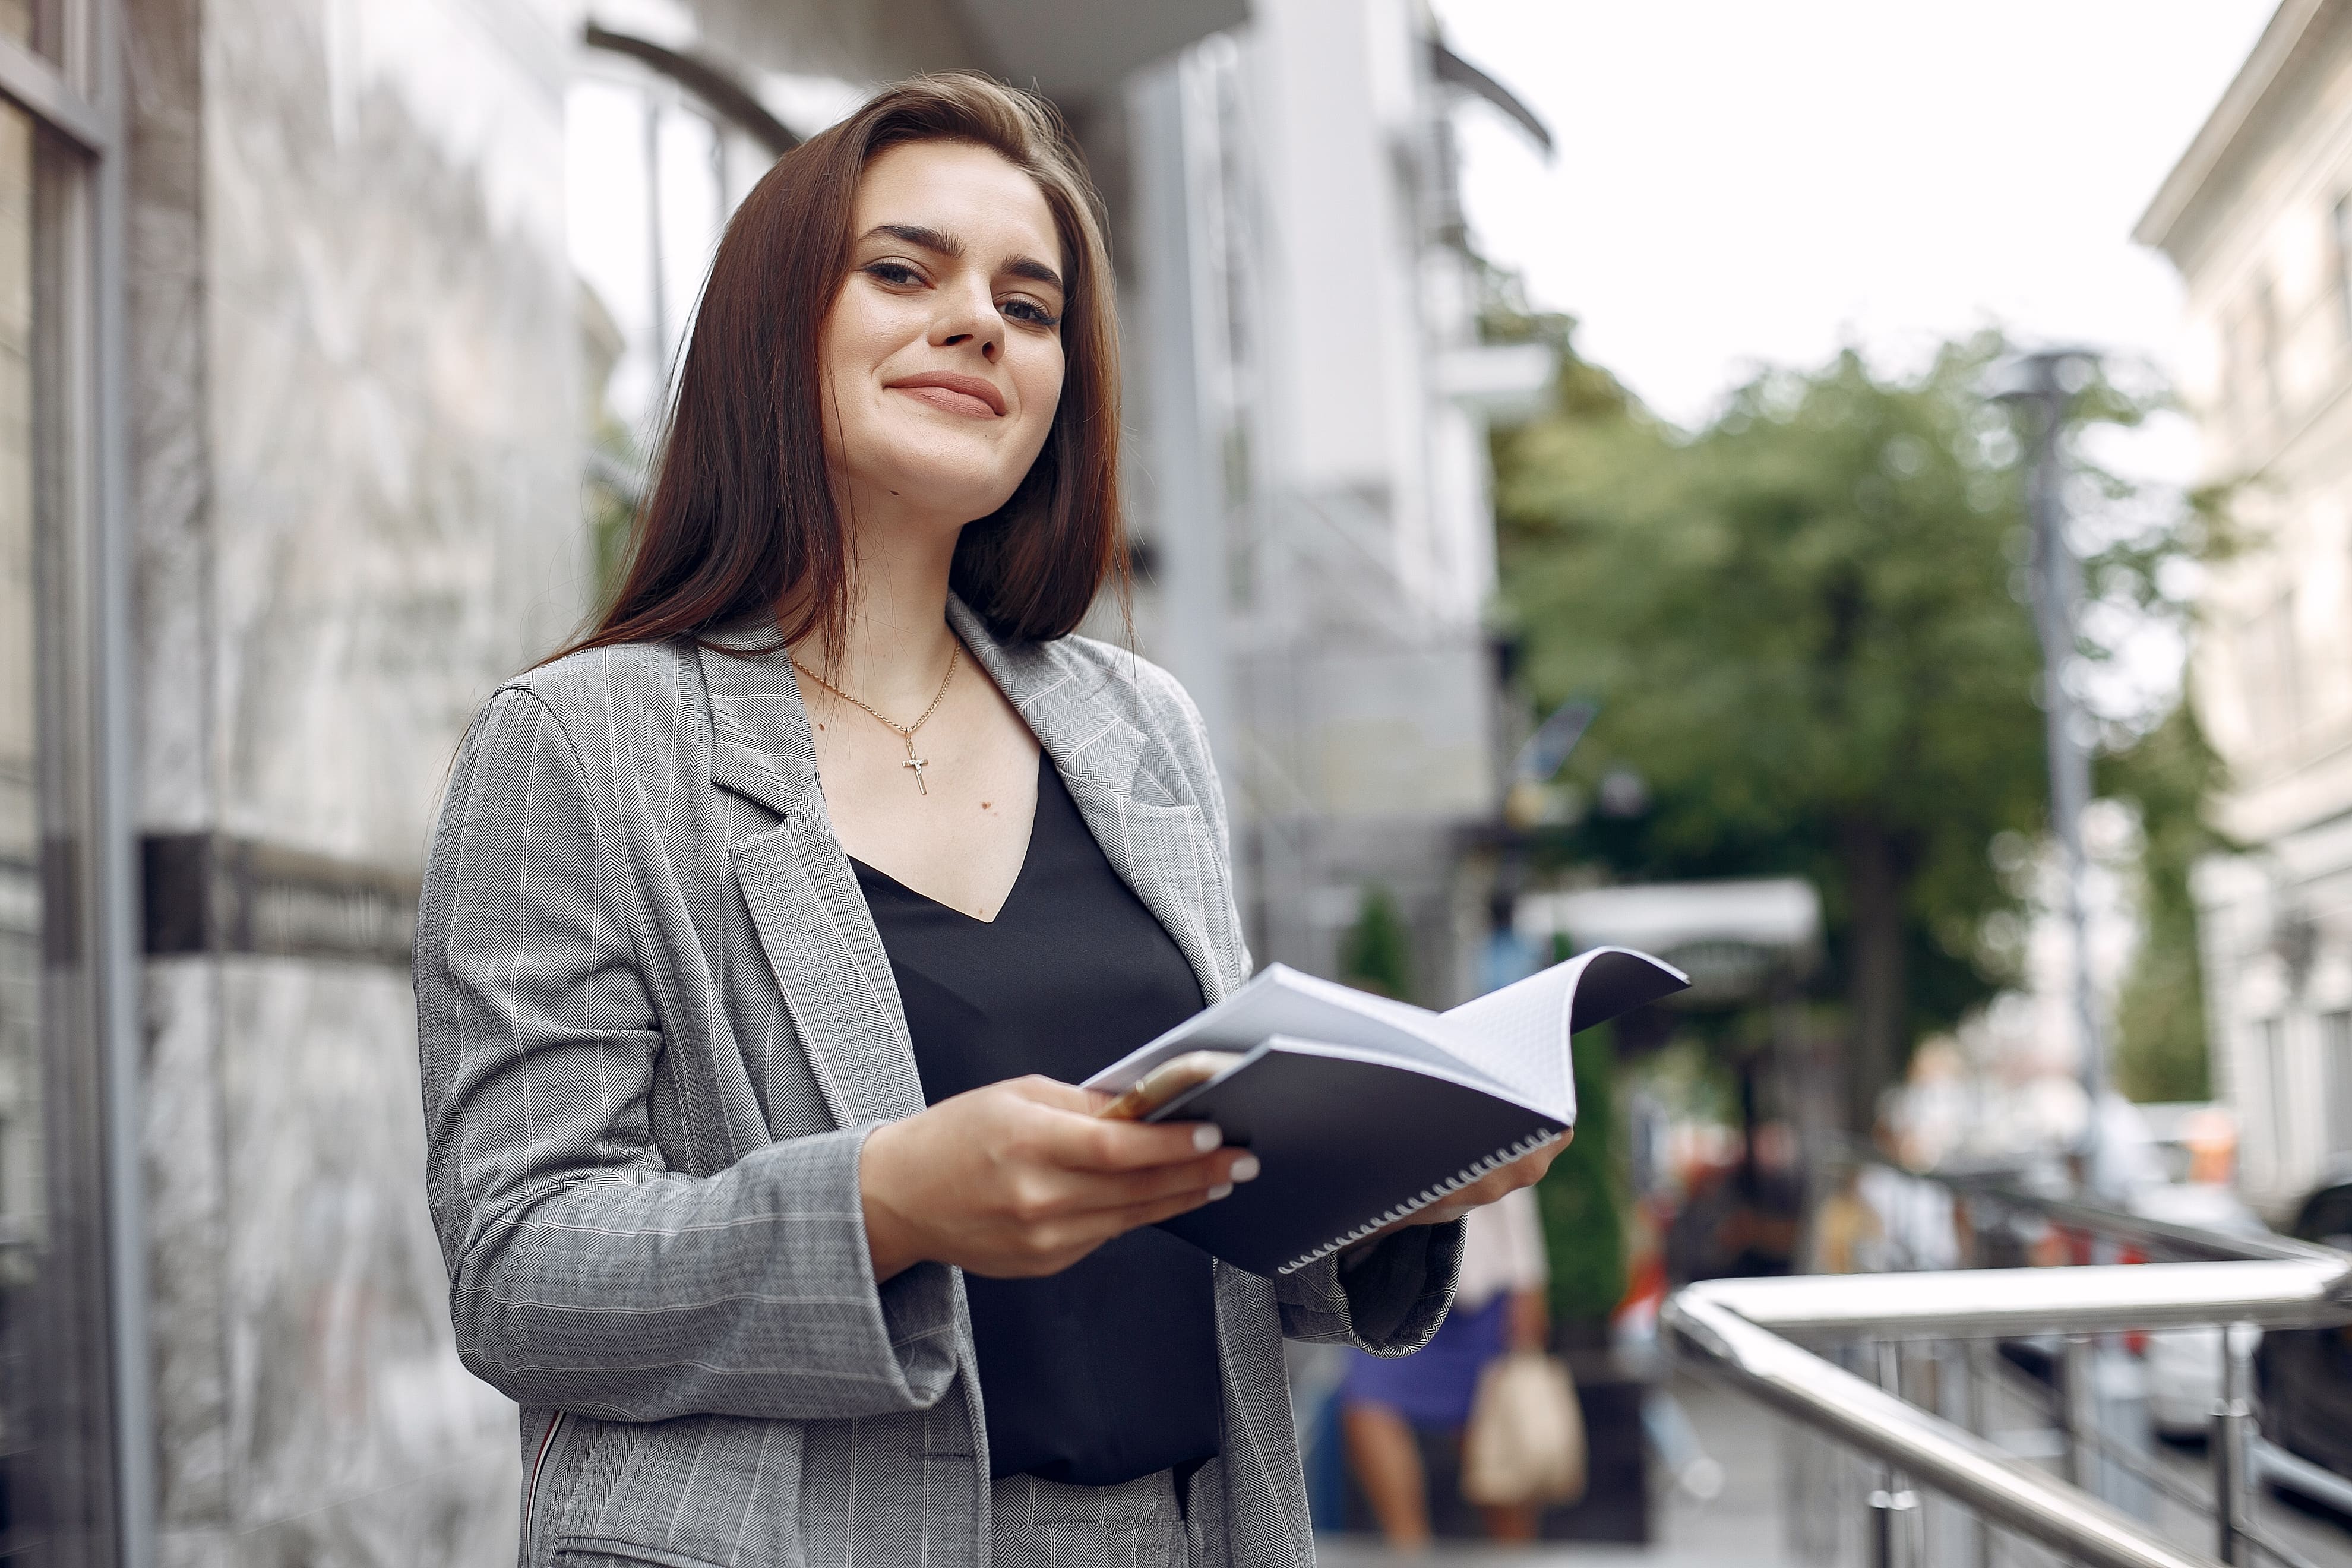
[2129, 1182, 2271, 1437]
[2256, 1169, 2352, 1482]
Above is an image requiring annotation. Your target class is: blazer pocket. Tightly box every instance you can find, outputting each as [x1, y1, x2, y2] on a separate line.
[554, 1538, 733, 1568]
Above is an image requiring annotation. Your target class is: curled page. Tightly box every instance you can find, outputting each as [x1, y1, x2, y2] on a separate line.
[1079, 944, 1690, 1276]
[1432, 947, 1690, 1120]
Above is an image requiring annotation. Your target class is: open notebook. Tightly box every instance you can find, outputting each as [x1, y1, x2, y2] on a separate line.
[1083, 946, 1688, 1276]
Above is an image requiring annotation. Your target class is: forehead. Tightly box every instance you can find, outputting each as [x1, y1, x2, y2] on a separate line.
[853, 140, 1064, 275]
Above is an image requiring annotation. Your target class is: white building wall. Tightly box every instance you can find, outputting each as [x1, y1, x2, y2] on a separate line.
[1127, 1, 1539, 1001]
[2143, 1, 2352, 1213]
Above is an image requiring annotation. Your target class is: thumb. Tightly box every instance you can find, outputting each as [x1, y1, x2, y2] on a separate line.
[1003, 1074, 1111, 1115]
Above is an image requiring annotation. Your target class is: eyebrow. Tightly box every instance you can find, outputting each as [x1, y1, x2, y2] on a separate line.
[864, 222, 1064, 293]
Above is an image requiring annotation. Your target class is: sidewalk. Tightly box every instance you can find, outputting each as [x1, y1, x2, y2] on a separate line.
[1310, 1366, 2352, 1567]
[1314, 1371, 1794, 1567]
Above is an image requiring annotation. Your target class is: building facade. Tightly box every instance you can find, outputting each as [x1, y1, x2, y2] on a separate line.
[1, 0, 1542, 1561]
[1124, 0, 1550, 1009]
[2139, 0, 2352, 1213]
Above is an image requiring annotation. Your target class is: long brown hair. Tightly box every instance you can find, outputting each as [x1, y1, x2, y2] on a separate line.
[558, 74, 1125, 665]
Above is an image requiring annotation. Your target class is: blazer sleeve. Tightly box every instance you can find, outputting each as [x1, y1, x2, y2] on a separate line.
[1272, 1222, 1465, 1353]
[1138, 660, 1470, 1355]
[413, 687, 958, 1424]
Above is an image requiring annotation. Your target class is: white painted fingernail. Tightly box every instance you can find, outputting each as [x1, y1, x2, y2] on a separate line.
[1206, 1183, 1234, 1201]
[1192, 1124, 1223, 1153]
[1230, 1153, 1261, 1183]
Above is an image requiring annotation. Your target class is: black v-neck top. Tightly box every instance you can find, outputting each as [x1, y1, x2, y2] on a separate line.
[850, 754, 1221, 1487]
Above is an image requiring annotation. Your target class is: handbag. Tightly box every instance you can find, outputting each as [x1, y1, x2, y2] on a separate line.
[1460, 1350, 1587, 1507]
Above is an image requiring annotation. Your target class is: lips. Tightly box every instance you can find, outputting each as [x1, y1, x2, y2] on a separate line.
[886, 371, 1007, 418]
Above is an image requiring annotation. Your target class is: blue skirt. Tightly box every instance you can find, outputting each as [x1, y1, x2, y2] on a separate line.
[1335, 1292, 1508, 1430]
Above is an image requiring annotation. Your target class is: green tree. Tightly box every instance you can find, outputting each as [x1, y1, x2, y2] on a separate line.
[1493, 328, 2210, 1128]
[2104, 705, 2227, 1101]
[1338, 885, 1414, 1003]
[587, 415, 645, 608]
[1537, 1021, 1627, 1327]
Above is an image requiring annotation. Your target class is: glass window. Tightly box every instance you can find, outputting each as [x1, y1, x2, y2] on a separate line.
[2325, 1010, 2352, 1161]
[2335, 195, 2352, 344]
[0, 91, 47, 1551]
[2261, 1016, 2294, 1177]
[0, 0, 29, 48]
[2242, 590, 2302, 748]
[2254, 277, 2282, 412]
[0, 89, 122, 1564]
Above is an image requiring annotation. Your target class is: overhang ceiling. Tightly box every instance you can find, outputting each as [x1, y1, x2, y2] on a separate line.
[947, 0, 1248, 104]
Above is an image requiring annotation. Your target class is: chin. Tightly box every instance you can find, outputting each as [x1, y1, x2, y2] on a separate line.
[867, 438, 1036, 523]
[879, 467, 1025, 525]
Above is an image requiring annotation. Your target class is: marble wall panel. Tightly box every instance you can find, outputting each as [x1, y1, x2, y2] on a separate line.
[122, 2, 1036, 1563]
[125, 0, 214, 833]
[208, 958, 516, 1566]
[143, 962, 230, 1533]
[201, 0, 588, 871]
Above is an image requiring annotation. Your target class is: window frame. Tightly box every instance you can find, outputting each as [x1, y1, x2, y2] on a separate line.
[2259, 1014, 2297, 1188]
[2325, 1008, 2352, 1162]
[0, 2, 150, 1564]
[2333, 192, 2352, 348]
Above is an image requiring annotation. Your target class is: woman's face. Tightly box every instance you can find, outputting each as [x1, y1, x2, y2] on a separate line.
[820, 139, 1067, 529]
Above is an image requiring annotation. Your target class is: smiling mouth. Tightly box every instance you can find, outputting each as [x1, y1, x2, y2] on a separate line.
[886, 372, 1007, 418]
[893, 384, 1001, 418]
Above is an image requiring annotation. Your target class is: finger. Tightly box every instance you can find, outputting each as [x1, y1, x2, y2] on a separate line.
[1036, 1148, 1258, 1217]
[1095, 1178, 1242, 1237]
[1490, 1153, 1558, 1191]
[1035, 1102, 1231, 1173]
[1453, 1169, 1518, 1206]
[1412, 1170, 1517, 1225]
[1001, 1169, 1250, 1274]
[1005, 1075, 1107, 1114]
[1469, 1137, 1567, 1195]
[1006, 1074, 1178, 1122]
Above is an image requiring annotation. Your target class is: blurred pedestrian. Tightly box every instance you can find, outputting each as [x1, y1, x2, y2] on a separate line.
[413, 73, 1561, 1568]
[1809, 1162, 1885, 1275]
[1339, 1184, 1553, 1545]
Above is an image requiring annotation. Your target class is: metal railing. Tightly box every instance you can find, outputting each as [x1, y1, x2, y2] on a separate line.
[1661, 1175, 2352, 1568]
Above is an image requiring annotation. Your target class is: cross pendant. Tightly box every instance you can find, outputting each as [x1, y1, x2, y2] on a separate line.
[902, 744, 929, 795]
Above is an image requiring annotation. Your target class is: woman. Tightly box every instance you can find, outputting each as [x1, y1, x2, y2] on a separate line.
[1339, 1185, 1553, 1547]
[415, 75, 1563, 1568]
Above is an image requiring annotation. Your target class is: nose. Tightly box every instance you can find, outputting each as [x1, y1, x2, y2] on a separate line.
[931, 274, 1002, 363]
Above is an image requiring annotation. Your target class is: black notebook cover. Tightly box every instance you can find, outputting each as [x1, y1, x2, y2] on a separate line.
[1089, 947, 1688, 1275]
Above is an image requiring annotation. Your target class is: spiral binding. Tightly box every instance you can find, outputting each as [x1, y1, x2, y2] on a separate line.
[1273, 1124, 1565, 1275]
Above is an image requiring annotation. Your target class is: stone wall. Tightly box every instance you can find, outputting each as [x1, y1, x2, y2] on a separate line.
[128, 0, 586, 1561]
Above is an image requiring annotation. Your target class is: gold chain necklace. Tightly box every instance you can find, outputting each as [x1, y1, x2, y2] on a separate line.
[791, 642, 962, 794]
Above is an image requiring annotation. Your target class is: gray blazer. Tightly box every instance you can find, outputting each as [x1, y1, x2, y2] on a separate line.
[413, 596, 1463, 1568]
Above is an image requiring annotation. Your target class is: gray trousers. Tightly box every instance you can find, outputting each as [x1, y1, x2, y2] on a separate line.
[991, 1469, 1190, 1568]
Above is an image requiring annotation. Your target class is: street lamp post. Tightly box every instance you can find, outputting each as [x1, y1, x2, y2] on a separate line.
[2004, 349, 2109, 1198]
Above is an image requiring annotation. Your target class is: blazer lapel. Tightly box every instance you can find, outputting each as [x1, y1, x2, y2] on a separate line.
[948, 599, 1241, 1007]
[697, 603, 1246, 1120]
[696, 635, 924, 1127]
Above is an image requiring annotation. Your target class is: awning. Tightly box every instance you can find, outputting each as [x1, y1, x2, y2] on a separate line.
[949, 0, 1248, 104]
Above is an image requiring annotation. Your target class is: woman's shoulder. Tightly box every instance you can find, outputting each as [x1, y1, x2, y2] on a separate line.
[1044, 633, 1209, 744]
[476, 637, 711, 762]
[1032, 634, 1226, 814]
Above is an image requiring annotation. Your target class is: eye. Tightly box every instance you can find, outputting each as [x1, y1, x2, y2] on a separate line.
[1000, 296, 1061, 329]
[862, 259, 926, 289]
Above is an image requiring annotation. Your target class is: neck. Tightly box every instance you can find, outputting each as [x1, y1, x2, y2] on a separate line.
[795, 485, 964, 709]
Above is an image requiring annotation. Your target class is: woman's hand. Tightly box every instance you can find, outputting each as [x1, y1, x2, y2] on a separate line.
[859, 1076, 1257, 1281]
[1402, 1130, 1570, 1227]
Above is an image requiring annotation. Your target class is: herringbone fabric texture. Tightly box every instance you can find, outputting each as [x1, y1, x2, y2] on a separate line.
[990, 1472, 1188, 1568]
[415, 598, 1463, 1568]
